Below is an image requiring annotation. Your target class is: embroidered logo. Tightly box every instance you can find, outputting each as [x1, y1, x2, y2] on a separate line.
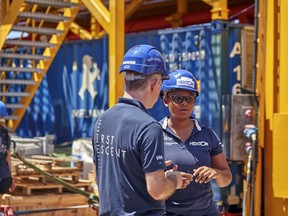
[189, 141, 208, 146]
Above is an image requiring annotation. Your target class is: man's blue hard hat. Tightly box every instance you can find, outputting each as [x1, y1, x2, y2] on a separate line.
[0, 101, 8, 117]
[161, 69, 199, 96]
[120, 44, 169, 80]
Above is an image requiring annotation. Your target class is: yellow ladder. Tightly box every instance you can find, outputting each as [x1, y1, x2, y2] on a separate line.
[0, 0, 81, 132]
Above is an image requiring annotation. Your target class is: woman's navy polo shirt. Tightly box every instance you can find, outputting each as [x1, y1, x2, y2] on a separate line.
[160, 117, 222, 216]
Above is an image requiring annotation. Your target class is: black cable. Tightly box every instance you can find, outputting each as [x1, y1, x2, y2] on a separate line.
[229, 3, 255, 21]
[242, 146, 253, 216]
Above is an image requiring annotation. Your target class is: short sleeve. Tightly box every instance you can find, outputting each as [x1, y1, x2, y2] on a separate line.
[137, 122, 166, 174]
[210, 128, 223, 156]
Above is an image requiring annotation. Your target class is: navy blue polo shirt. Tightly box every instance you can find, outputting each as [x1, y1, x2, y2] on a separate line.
[159, 117, 222, 216]
[0, 125, 11, 179]
[92, 98, 166, 216]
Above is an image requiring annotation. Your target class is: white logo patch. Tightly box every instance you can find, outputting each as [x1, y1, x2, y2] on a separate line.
[189, 141, 208, 147]
[176, 77, 195, 88]
[123, 61, 136, 64]
[156, 155, 164, 160]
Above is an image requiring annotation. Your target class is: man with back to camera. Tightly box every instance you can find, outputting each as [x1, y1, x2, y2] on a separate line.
[92, 44, 193, 216]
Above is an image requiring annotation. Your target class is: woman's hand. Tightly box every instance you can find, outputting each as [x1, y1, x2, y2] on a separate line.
[193, 166, 218, 184]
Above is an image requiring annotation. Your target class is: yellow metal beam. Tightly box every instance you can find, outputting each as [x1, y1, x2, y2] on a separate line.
[272, 0, 288, 200]
[125, 0, 144, 20]
[0, 0, 25, 49]
[82, 0, 111, 34]
[201, 0, 213, 7]
[263, 0, 288, 214]
[254, 0, 267, 215]
[279, 0, 288, 113]
[177, 0, 188, 14]
[70, 22, 93, 40]
[91, 15, 103, 39]
[165, 0, 187, 28]
[109, 0, 125, 107]
[83, 0, 125, 107]
[256, 0, 266, 149]
[265, 0, 276, 126]
[202, 0, 229, 20]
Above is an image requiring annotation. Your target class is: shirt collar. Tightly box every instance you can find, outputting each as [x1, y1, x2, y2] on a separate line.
[118, 97, 147, 112]
[161, 116, 202, 132]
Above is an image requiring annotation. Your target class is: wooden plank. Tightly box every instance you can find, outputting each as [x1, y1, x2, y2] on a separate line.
[15, 173, 80, 184]
[32, 155, 84, 171]
[62, 179, 92, 191]
[52, 167, 79, 172]
[16, 180, 64, 195]
[32, 155, 81, 163]
[2, 193, 98, 216]
[15, 177, 92, 195]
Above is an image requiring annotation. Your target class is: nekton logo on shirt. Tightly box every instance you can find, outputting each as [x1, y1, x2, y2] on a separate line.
[189, 141, 208, 146]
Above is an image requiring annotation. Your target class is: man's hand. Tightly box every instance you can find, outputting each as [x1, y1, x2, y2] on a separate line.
[165, 160, 193, 189]
[179, 171, 193, 189]
[9, 179, 16, 192]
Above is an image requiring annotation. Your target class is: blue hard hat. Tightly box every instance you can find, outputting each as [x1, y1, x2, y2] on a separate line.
[161, 69, 199, 96]
[120, 44, 169, 80]
[0, 101, 7, 117]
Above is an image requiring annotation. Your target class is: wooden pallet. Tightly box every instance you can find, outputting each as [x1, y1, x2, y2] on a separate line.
[31, 155, 84, 172]
[12, 155, 82, 184]
[2, 193, 98, 216]
[15, 179, 92, 195]
[15, 172, 80, 184]
[12, 155, 92, 196]
[16, 180, 63, 195]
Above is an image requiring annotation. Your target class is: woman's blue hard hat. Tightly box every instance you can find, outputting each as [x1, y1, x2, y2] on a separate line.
[161, 69, 199, 96]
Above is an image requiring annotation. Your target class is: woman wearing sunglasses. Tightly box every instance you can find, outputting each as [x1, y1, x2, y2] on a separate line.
[160, 69, 232, 216]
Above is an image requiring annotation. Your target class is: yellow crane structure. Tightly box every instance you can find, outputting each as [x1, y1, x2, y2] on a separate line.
[256, 0, 288, 215]
[0, 0, 125, 132]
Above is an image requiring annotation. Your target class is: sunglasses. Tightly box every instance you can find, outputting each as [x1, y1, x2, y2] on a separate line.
[168, 95, 196, 104]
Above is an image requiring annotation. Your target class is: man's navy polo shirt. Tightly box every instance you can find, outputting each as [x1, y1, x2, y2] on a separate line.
[93, 98, 166, 216]
[159, 117, 222, 216]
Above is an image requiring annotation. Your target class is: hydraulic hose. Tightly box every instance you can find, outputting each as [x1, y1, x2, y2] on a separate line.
[250, 134, 258, 216]
[242, 146, 253, 216]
